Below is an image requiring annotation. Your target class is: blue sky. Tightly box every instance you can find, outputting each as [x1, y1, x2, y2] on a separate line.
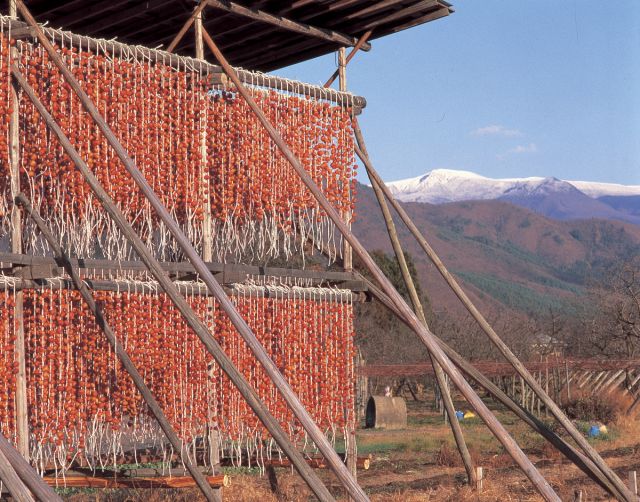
[274, 1, 640, 185]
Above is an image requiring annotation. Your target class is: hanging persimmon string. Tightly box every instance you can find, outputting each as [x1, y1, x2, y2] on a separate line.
[0, 30, 358, 474]
[0, 35, 357, 263]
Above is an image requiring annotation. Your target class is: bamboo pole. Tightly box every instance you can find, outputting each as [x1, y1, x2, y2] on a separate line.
[198, 26, 559, 502]
[10, 63, 334, 502]
[361, 127, 476, 485]
[16, 193, 219, 502]
[0, 432, 61, 501]
[351, 121, 634, 502]
[13, 3, 359, 499]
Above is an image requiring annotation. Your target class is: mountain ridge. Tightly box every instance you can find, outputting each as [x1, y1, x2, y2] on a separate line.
[385, 169, 640, 225]
[353, 181, 640, 320]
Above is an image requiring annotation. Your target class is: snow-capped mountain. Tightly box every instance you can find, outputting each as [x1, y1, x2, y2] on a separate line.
[386, 169, 640, 225]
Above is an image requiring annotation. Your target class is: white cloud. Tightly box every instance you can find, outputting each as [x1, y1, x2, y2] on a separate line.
[497, 143, 538, 160]
[508, 143, 538, 154]
[471, 124, 523, 137]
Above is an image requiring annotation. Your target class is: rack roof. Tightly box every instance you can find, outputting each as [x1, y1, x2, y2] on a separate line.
[12, 0, 453, 71]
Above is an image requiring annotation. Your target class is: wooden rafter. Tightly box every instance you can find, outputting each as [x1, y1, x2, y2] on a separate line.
[204, 0, 371, 51]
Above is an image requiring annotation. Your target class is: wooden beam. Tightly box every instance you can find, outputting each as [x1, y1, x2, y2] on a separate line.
[41, 474, 229, 489]
[383, 6, 450, 36]
[355, 1, 440, 31]
[0, 252, 366, 287]
[8, 0, 28, 463]
[0, 432, 61, 501]
[0, 17, 363, 108]
[361, 123, 476, 486]
[341, 0, 413, 21]
[0, 446, 34, 502]
[16, 193, 219, 502]
[205, 0, 371, 51]
[0, 277, 362, 303]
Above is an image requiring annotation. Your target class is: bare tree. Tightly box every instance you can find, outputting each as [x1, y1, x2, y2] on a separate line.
[584, 258, 640, 359]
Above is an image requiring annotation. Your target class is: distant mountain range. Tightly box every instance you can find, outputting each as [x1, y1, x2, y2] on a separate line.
[353, 178, 640, 320]
[386, 169, 640, 226]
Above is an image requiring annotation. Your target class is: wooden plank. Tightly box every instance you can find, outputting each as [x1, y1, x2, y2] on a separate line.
[49, 0, 134, 29]
[76, 0, 176, 34]
[205, 0, 371, 51]
[42, 474, 229, 489]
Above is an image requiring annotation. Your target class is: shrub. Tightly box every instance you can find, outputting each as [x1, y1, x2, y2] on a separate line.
[562, 391, 628, 424]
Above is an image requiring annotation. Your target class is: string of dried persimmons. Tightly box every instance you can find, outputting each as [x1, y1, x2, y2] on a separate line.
[0, 283, 356, 472]
[0, 34, 357, 262]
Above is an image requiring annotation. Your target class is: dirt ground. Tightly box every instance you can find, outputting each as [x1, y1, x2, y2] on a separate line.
[59, 394, 640, 502]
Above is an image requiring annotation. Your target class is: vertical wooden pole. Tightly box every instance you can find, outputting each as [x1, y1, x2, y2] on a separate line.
[338, 46, 356, 498]
[629, 470, 638, 496]
[9, 0, 28, 461]
[475, 466, 483, 492]
[195, 14, 219, 498]
[195, 6, 204, 60]
[565, 361, 571, 402]
[339, 47, 352, 271]
[346, 428, 357, 501]
[545, 358, 550, 418]
[573, 489, 583, 502]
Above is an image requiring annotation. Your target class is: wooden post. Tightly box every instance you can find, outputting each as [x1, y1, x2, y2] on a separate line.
[17, 194, 220, 502]
[339, 46, 352, 271]
[343, 273, 624, 499]
[629, 470, 638, 496]
[195, 14, 219, 497]
[195, 5, 204, 61]
[475, 466, 483, 492]
[324, 31, 372, 89]
[346, 428, 357, 500]
[565, 361, 571, 402]
[573, 489, 583, 502]
[9, 0, 28, 462]
[11, 63, 336, 502]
